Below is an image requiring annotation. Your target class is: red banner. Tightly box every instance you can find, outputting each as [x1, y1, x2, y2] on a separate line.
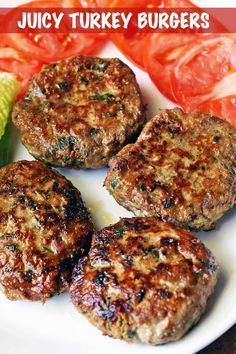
[0, 7, 234, 33]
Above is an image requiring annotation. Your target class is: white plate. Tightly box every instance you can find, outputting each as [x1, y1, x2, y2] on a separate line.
[1, 1, 236, 353]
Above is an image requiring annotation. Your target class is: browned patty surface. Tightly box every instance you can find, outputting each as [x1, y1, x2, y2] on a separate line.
[70, 217, 218, 345]
[0, 160, 93, 301]
[105, 108, 236, 231]
[12, 55, 146, 169]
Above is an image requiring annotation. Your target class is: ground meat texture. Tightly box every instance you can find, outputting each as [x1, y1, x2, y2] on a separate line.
[70, 217, 218, 345]
[0, 160, 93, 301]
[105, 108, 236, 231]
[12, 55, 146, 169]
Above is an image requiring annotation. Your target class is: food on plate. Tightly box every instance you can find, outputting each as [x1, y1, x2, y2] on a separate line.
[0, 160, 93, 301]
[12, 55, 146, 169]
[70, 217, 219, 345]
[144, 32, 231, 108]
[105, 108, 236, 231]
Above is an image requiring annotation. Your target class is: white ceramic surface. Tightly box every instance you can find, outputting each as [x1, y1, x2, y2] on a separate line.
[0, 1, 235, 353]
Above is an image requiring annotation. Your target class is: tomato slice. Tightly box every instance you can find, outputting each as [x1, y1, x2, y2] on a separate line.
[184, 71, 236, 127]
[196, 96, 236, 128]
[171, 34, 236, 104]
[0, 59, 42, 98]
[144, 33, 199, 102]
[3, 32, 105, 63]
[110, 0, 196, 70]
[3, 0, 107, 64]
[111, 33, 146, 69]
[3, 33, 59, 63]
[108, 0, 227, 106]
[167, 33, 236, 127]
[0, 45, 42, 98]
[24, 0, 102, 8]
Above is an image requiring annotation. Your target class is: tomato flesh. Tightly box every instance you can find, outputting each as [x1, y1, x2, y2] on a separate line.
[167, 34, 236, 127]
[111, 33, 146, 69]
[144, 33, 199, 102]
[3, 0, 107, 63]
[3, 32, 105, 63]
[171, 34, 236, 103]
[0, 57, 42, 98]
[109, 0, 196, 69]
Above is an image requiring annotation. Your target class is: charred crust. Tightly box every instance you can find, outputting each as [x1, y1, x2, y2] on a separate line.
[70, 217, 219, 345]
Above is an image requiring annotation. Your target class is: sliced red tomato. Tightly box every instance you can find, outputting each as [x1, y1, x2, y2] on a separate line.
[171, 34, 236, 104]
[185, 71, 236, 127]
[3, 32, 105, 63]
[3, 33, 59, 63]
[111, 33, 146, 69]
[166, 33, 236, 127]
[3, 0, 107, 64]
[0, 45, 42, 97]
[110, 0, 196, 70]
[18, 0, 95, 8]
[196, 96, 236, 128]
[144, 33, 199, 102]
[0, 59, 42, 97]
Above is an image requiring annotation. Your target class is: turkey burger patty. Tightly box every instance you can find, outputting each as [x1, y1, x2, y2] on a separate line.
[70, 217, 219, 345]
[12, 55, 146, 169]
[105, 108, 236, 231]
[0, 160, 93, 301]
